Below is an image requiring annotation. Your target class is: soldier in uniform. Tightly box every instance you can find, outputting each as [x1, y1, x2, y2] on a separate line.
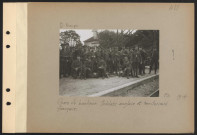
[104, 49, 110, 73]
[60, 43, 68, 78]
[123, 56, 131, 79]
[59, 45, 64, 78]
[139, 47, 147, 75]
[149, 47, 159, 74]
[91, 54, 98, 74]
[108, 48, 113, 74]
[111, 47, 119, 75]
[64, 43, 71, 77]
[128, 48, 134, 77]
[81, 57, 93, 79]
[97, 57, 107, 79]
[71, 56, 82, 79]
[132, 46, 141, 77]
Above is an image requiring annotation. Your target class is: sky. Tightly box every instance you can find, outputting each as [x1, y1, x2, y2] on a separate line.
[60, 29, 137, 44]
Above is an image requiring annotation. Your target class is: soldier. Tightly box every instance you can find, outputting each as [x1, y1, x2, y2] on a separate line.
[128, 48, 134, 77]
[97, 57, 107, 79]
[123, 56, 131, 79]
[117, 49, 124, 77]
[60, 43, 68, 78]
[111, 47, 119, 75]
[91, 54, 98, 73]
[64, 43, 71, 77]
[132, 46, 141, 77]
[81, 57, 93, 79]
[104, 49, 110, 73]
[72, 56, 82, 79]
[59, 45, 64, 78]
[108, 48, 113, 74]
[149, 47, 159, 74]
[139, 47, 147, 75]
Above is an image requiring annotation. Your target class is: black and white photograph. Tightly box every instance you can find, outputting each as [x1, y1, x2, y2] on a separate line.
[59, 29, 159, 97]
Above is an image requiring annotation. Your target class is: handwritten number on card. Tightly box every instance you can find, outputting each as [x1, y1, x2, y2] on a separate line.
[164, 93, 170, 98]
[169, 4, 180, 11]
[177, 94, 187, 100]
[172, 49, 175, 60]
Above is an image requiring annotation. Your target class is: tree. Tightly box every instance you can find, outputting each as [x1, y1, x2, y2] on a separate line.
[98, 30, 117, 48]
[60, 30, 82, 46]
[97, 30, 159, 50]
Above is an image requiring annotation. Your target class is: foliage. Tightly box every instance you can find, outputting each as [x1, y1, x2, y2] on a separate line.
[98, 30, 159, 50]
[60, 30, 82, 46]
[97, 30, 117, 48]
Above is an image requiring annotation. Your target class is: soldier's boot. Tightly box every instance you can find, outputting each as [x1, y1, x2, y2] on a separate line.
[127, 70, 130, 79]
[84, 71, 87, 80]
[154, 63, 158, 74]
[143, 68, 145, 74]
[135, 69, 139, 78]
[73, 70, 77, 79]
[154, 68, 157, 74]
[149, 67, 151, 74]
[130, 69, 134, 77]
[127, 74, 129, 79]
[106, 73, 109, 78]
[79, 72, 82, 79]
[102, 71, 105, 79]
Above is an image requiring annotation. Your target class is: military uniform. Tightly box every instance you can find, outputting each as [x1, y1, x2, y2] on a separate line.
[91, 54, 98, 73]
[97, 58, 107, 79]
[149, 49, 159, 74]
[111, 49, 119, 74]
[72, 58, 82, 79]
[81, 58, 93, 79]
[123, 57, 131, 79]
[60, 44, 67, 77]
[64, 46, 72, 76]
[132, 50, 141, 77]
[128, 50, 134, 77]
[139, 49, 147, 75]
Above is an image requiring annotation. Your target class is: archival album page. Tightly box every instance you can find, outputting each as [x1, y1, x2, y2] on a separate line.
[3, 2, 194, 133]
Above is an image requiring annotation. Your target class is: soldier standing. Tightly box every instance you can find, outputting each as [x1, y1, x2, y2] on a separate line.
[108, 48, 113, 74]
[64, 43, 71, 77]
[123, 56, 131, 79]
[132, 46, 141, 77]
[149, 47, 159, 74]
[91, 54, 98, 74]
[81, 57, 93, 79]
[72, 56, 82, 79]
[139, 47, 147, 75]
[97, 57, 107, 79]
[128, 48, 134, 77]
[60, 43, 68, 77]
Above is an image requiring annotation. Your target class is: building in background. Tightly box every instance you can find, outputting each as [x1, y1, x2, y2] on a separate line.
[84, 30, 100, 48]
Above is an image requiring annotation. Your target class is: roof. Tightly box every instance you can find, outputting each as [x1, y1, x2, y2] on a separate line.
[84, 36, 99, 43]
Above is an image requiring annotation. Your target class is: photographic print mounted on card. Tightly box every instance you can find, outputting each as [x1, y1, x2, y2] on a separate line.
[59, 29, 159, 97]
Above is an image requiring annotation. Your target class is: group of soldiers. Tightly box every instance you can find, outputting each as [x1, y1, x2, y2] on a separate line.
[60, 43, 159, 80]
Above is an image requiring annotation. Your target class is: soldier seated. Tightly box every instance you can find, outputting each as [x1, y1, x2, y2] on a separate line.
[117, 62, 124, 77]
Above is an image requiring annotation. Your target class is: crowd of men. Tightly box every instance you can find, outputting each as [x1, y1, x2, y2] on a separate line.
[60, 43, 159, 80]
